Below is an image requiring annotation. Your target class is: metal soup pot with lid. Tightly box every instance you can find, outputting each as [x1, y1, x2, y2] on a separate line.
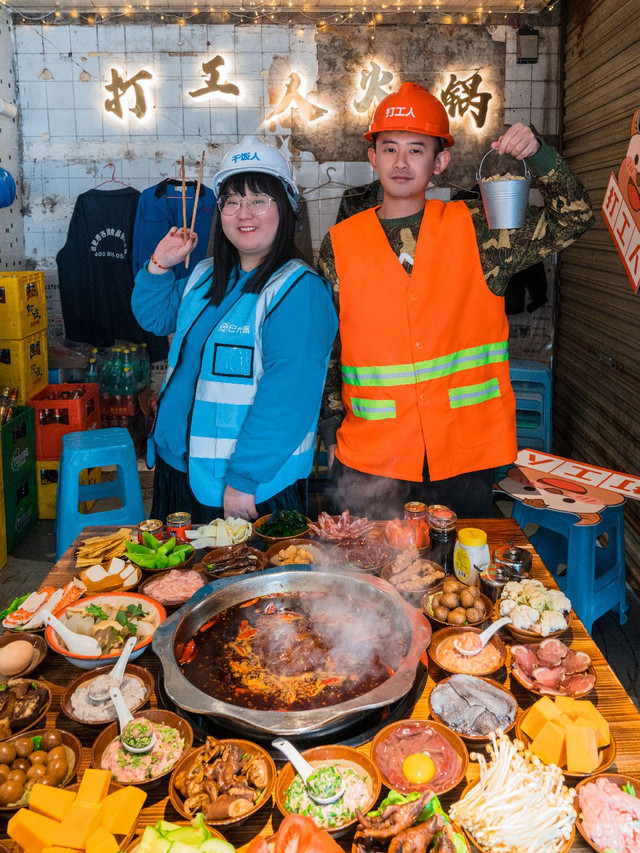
[152, 568, 432, 737]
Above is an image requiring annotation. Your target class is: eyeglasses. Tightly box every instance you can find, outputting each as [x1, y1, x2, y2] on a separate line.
[217, 193, 274, 216]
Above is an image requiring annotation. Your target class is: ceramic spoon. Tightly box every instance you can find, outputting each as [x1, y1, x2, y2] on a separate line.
[39, 609, 102, 657]
[272, 737, 345, 805]
[453, 617, 512, 656]
[88, 635, 138, 703]
[109, 686, 156, 754]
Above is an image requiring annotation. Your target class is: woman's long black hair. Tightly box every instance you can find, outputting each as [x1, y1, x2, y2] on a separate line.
[206, 171, 301, 305]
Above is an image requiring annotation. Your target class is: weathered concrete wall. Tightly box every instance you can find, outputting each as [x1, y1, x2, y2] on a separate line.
[0, 10, 24, 273]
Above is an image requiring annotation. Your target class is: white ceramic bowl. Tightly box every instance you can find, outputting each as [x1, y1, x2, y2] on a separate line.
[44, 592, 166, 670]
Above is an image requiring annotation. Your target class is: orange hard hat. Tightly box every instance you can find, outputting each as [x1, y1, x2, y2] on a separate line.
[364, 82, 454, 147]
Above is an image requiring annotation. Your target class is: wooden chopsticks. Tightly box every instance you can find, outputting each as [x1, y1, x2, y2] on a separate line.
[185, 150, 205, 270]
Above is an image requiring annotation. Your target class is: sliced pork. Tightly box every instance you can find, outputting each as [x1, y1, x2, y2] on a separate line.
[511, 638, 594, 696]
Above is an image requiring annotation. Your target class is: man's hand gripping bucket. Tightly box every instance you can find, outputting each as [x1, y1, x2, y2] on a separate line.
[477, 150, 531, 229]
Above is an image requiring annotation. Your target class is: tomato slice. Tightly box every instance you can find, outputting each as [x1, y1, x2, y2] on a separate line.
[246, 837, 270, 853]
[307, 830, 343, 853]
[274, 815, 318, 853]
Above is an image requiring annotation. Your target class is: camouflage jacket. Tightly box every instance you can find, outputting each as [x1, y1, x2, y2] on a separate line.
[316, 141, 595, 450]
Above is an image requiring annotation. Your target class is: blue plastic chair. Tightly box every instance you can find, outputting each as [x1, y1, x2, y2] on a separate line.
[512, 499, 627, 634]
[54, 428, 145, 560]
[509, 358, 553, 452]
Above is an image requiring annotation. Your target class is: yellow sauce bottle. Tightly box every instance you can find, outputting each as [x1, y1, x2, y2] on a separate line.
[453, 527, 490, 585]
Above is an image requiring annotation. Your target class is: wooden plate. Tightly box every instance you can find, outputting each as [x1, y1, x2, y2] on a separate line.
[0, 727, 82, 811]
[123, 822, 227, 853]
[61, 664, 154, 726]
[574, 773, 640, 853]
[169, 738, 276, 827]
[370, 718, 468, 796]
[505, 608, 574, 642]
[515, 712, 616, 779]
[428, 675, 518, 741]
[267, 539, 327, 566]
[0, 633, 47, 681]
[456, 779, 575, 853]
[253, 514, 310, 544]
[0, 678, 52, 741]
[422, 591, 493, 629]
[91, 709, 193, 787]
[428, 626, 507, 676]
[194, 544, 268, 578]
[274, 744, 381, 837]
[137, 567, 208, 608]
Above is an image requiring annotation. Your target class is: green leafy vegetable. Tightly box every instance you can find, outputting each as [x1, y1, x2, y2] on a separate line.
[31, 735, 42, 750]
[623, 782, 636, 797]
[0, 593, 30, 621]
[259, 509, 308, 537]
[367, 791, 421, 817]
[86, 604, 109, 620]
[126, 603, 146, 618]
[116, 609, 138, 635]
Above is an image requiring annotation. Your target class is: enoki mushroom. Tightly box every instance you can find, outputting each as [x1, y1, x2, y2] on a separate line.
[450, 731, 576, 853]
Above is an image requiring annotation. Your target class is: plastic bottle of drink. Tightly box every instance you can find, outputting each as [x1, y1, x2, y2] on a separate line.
[111, 347, 126, 396]
[85, 357, 99, 385]
[136, 343, 151, 390]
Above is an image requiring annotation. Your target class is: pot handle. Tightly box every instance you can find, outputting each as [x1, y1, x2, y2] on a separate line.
[476, 148, 531, 182]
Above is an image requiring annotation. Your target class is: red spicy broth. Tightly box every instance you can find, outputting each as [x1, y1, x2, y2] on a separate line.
[177, 591, 405, 712]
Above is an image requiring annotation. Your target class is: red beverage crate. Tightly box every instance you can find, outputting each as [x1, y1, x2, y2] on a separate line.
[27, 382, 101, 460]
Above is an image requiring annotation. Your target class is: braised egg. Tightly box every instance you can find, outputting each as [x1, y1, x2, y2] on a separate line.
[0, 640, 34, 676]
[402, 752, 436, 784]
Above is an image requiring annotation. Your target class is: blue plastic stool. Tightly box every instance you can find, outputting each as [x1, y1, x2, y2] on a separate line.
[54, 428, 145, 560]
[511, 500, 627, 634]
[509, 358, 553, 452]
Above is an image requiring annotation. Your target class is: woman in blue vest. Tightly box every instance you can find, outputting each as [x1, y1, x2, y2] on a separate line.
[132, 136, 337, 522]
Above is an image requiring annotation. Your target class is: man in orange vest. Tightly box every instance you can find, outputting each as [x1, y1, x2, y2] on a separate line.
[317, 82, 595, 519]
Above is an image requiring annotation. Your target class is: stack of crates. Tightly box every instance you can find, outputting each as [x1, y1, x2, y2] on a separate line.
[509, 358, 553, 452]
[0, 272, 48, 404]
[26, 383, 102, 519]
[1, 406, 38, 549]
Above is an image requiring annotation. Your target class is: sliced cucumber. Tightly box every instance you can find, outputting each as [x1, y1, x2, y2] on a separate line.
[199, 840, 237, 853]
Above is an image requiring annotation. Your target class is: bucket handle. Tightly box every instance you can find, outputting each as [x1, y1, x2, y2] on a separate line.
[476, 149, 531, 183]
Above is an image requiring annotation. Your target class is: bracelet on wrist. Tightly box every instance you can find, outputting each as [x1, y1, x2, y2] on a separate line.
[150, 253, 171, 270]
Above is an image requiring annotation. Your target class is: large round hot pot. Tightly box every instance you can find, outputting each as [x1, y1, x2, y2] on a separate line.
[152, 569, 431, 737]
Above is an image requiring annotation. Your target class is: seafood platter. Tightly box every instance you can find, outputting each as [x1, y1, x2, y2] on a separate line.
[2, 514, 640, 853]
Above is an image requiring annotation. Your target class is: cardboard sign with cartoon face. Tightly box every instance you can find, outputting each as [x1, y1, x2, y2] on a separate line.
[496, 465, 625, 526]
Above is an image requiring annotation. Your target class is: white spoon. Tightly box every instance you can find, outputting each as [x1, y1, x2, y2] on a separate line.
[88, 635, 138, 702]
[453, 617, 512, 656]
[109, 686, 156, 754]
[39, 609, 102, 657]
[272, 738, 345, 805]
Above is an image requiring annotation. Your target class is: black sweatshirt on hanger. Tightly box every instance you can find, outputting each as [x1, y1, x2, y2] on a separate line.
[56, 187, 169, 362]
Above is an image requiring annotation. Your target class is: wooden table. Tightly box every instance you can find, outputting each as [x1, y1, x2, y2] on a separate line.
[2, 517, 639, 852]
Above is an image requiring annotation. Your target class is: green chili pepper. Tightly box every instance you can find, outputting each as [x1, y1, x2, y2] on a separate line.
[142, 532, 161, 551]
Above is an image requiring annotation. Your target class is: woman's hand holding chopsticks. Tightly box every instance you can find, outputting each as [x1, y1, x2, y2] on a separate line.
[147, 226, 198, 275]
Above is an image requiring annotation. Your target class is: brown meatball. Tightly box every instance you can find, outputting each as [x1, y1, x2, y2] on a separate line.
[434, 606, 450, 623]
[13, 737, 34, 758]
[459, 590, 476, 609]
[40, 731, 62, 751]
[46, 746, 67, 763]
[440, 592, 460, 610]
[442, 578, 461, 595]
[0, 779, 24, 806]
[0, 743, 16, 765]
[466, 606, 484, 623]
[467, 585, 481, 599]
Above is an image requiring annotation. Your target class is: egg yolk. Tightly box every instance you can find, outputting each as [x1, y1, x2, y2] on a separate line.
[402, 752, 436, 784]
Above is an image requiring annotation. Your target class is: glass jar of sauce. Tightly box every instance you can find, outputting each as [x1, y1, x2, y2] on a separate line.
[426, 504, 457, 575]
[166, 511, 192, 542]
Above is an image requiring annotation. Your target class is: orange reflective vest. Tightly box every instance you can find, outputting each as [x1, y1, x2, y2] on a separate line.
[331, 202, 517, 482]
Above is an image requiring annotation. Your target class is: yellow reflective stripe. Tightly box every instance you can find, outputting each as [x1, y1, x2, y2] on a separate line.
[351, 397, 396, 420]
[342, 341, 509, 387]
[449, 378, 501, 408]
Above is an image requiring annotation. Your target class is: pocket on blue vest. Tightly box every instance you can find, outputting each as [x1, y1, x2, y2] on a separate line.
[448, 378, 500, 409]
[213, 343, 254, 378]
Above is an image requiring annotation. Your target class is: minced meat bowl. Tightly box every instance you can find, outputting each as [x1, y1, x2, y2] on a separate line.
[100, 716, 185, 783]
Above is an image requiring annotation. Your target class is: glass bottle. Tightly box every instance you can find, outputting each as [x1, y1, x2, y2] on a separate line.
[426, 504, 458, 575]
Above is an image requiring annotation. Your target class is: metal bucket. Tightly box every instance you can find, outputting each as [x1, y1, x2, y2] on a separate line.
[477, 150, 531, 229]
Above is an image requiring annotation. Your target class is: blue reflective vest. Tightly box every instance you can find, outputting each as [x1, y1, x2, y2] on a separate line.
[148, 258, 328, 506]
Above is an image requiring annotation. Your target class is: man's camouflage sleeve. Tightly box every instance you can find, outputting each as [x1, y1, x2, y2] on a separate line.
[317, 232, 344, 450]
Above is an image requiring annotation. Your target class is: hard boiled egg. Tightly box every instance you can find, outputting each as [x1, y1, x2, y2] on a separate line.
[0, 639, 34, 676]
[402, 752, 436, 784]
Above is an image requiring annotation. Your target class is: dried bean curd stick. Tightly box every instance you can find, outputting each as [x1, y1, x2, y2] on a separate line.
[450, 731, 576, 853]
[185, 150, 205, 270]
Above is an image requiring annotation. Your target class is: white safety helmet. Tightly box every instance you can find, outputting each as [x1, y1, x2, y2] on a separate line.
[213, 135, 300, 211]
